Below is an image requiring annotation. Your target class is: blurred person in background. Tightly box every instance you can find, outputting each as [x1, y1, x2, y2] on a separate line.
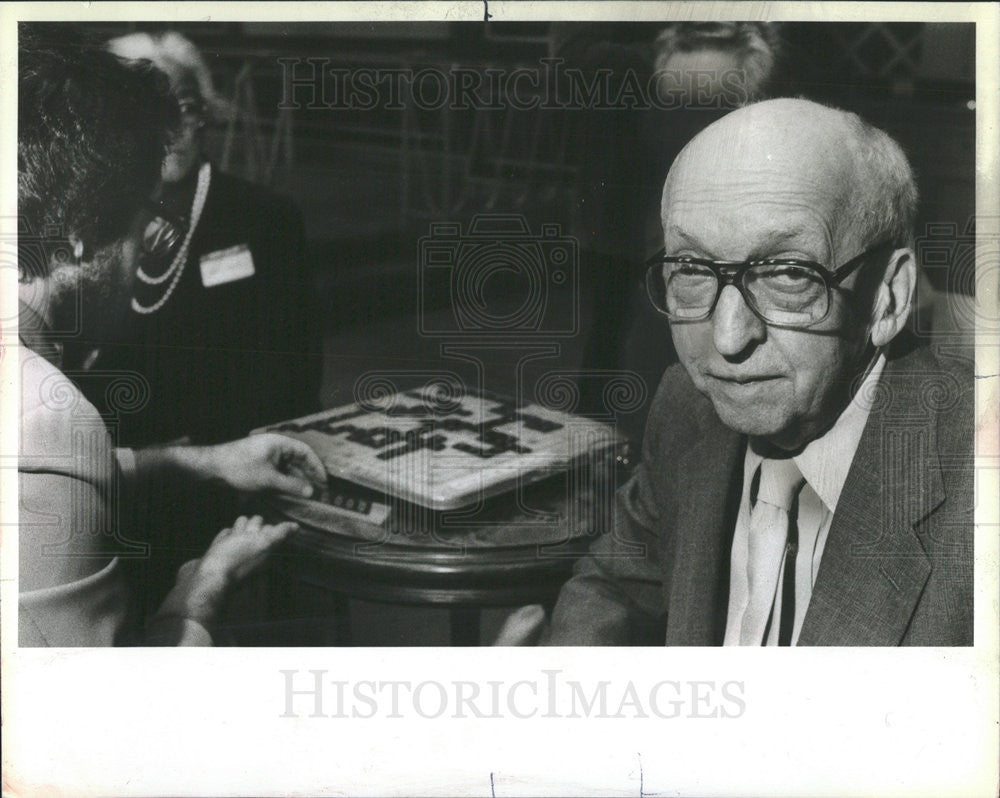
[86, 30, 322, 448]
[17, 27, 326, 645]
[75, 31, 326, 607]
[552, 22, 780, 440]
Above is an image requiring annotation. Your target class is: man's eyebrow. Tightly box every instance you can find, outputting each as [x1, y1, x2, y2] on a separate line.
[665, 228, 714, 255]
[666, 227, 820, 258]
[745, 230, 823, 259]
[753, 229, 802, 247]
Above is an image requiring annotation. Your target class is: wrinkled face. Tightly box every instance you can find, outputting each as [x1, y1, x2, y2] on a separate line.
[662, 105, 880, 450]
[161, 75, 205, 183]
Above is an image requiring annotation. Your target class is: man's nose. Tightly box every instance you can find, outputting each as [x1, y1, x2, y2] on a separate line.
[712, 285, 767, 357]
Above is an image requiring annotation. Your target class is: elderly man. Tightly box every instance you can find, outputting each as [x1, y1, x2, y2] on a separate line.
[545, 97, 972, 646]
[17, 31, 325, 646]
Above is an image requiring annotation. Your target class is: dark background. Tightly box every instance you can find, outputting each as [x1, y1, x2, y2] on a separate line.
[77, 21, 976, 393]
[77, 22, 975, 267]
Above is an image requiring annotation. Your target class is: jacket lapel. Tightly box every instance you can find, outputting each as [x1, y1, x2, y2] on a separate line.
[798, 351, 944, 645]
[664, 409, 744, 646]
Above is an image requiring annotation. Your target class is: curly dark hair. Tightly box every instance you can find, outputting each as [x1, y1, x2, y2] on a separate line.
[18, 24, 178, 280]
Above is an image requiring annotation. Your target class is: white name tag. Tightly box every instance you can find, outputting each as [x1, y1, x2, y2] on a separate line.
[199, 244, 255, 287]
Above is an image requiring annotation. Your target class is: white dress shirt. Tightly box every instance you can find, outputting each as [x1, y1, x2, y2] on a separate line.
[724, 354, 887, 646]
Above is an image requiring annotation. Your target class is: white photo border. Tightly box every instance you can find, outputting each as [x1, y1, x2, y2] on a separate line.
[2, 3, 997, 796]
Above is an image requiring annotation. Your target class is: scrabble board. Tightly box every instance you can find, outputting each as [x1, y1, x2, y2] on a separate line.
[254, 386, 625, 511]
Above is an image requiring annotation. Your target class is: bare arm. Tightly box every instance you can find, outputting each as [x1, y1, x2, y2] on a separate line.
[128, 433, 326, 499]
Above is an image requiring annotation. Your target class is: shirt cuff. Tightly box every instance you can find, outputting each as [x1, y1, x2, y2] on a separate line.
[114, 446, 137, 488]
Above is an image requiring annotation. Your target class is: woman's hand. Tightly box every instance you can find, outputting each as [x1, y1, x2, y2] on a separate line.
[198, 514, 298, 586]
[158, 515, 299, 632]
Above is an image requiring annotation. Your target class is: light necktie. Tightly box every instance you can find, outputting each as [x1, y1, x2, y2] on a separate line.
[738, 457, 805, 646]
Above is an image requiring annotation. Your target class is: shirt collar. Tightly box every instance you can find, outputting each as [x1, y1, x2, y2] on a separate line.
[18, 296, 63, 369]
[745, 353, 886, 514]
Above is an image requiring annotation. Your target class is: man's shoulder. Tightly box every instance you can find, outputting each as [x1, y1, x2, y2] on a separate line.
[872, 343, 974, 517]
[884, 338, 973, 381]
[880, 342, 974, 437]
[20, 347, 115, 483]
[20, 347, 88, 421]
[643, 363, 729, 453]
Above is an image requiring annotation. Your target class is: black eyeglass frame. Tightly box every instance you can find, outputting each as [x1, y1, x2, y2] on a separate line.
[644, 239, 895, 329]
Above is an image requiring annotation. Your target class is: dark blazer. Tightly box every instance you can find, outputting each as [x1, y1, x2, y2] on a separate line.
[88, 168, 322, 446]
[549, 343, 974, 646]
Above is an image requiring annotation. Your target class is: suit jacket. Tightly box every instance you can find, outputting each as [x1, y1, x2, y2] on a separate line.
[87, 168, 322, 446]
[549, 342, 974, 646]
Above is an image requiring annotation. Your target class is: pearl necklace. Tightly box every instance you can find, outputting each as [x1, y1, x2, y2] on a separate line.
[132, 161, 212, 315]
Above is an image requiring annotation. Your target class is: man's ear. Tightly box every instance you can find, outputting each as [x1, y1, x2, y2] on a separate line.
[869, 247, 916, 347]
[68, 233, 85, 262]
[48, 233, 86, 276]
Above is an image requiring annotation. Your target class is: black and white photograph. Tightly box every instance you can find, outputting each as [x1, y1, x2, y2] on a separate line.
[2, 2, 998, 796]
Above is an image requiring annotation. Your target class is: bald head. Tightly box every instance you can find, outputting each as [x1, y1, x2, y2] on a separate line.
[656, 98, 919, 450]
[662, 98, 917, 261]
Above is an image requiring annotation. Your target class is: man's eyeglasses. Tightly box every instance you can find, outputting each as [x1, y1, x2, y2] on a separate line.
[644, 240, 893, 329]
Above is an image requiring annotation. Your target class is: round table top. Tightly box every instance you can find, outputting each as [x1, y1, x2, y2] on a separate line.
[265, 474, 609, 606]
